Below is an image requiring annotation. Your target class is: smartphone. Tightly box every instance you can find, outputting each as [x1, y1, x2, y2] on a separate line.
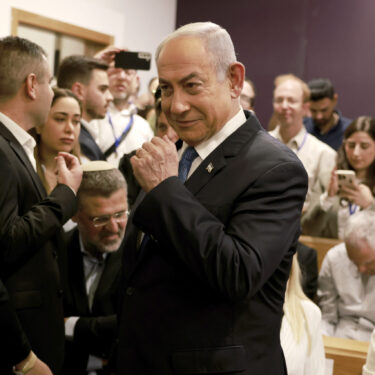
[114, 51, 151, 71]
[335, 169, 356, 189]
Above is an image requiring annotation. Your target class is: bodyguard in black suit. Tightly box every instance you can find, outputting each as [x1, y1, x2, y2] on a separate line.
[0, 36, 82, 375]
[62, 162, 128, 375]
[117, 23, 308, 374]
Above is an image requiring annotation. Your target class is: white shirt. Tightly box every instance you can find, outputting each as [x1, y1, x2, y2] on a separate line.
[281, 299, 326, 375]
[0, 112, 37, 171]
[269, 125, 336, 209]
[180, 109, 247, 178]
[90, 102, 154, 167]
[318, 242, 375, 341]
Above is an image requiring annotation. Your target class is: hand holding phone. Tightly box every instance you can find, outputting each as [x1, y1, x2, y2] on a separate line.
[335, 170, 356, 190]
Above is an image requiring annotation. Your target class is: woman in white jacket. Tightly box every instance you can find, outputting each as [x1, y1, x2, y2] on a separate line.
[281, 255, 326, 374]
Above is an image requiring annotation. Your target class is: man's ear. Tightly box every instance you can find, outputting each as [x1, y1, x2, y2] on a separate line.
[228, 62, 245, 99]
[25, 73, 38, 100]
[333, 93, 338, 106]
[71, 82, 85, 101]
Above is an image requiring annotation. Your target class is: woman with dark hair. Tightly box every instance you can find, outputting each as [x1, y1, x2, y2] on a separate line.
[32, 87, 82, 194]
[302, 116, 375, 238]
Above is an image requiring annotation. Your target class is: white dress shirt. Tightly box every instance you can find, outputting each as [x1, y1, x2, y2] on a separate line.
[0, 112, 37, 171]
[89, 102, 154, 167]
[318, 242, 375, 341]
[179, 109, 247, 178]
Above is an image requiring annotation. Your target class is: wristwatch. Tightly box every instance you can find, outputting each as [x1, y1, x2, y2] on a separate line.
[13, 351, 37, 375]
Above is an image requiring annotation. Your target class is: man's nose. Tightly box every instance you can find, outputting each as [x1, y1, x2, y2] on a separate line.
[104, 217, 119, 232]
[169, 91, 189, 115]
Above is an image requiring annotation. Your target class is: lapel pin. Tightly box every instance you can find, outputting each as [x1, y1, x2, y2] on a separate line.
[206, 162, 214, 173]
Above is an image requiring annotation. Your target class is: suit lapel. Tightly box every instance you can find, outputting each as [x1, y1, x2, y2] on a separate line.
[185, 113, 261, 195]
[68, 230, 90, 314]
[92, 247, 122, 309]
[0, 122, 46, 198]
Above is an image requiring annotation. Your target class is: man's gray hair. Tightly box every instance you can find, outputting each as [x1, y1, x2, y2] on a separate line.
[344, 210, 375, 250]
[77, 168, 127, 205]
[155, 22, 237, 82]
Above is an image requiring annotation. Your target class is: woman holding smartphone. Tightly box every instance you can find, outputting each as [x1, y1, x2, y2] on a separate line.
[302, 116, 375, 238]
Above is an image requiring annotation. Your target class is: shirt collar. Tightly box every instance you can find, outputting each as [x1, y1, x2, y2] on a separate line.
[0, 112, 36, 151]
[78, 233, 107, 264]
[273, 124, 307, 150]
[180, 109, 246, 160]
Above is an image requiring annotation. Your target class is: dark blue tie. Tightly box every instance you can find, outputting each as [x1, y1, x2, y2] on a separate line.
[178, 146, 198, 182]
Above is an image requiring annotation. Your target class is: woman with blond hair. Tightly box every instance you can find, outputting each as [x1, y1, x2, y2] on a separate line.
[281, 255, 325, 374]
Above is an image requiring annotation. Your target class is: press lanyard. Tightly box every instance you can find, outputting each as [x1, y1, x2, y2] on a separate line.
[107, 112, 134, 150]
[296, 131, 308, 153]
[349, 203, 358, 215]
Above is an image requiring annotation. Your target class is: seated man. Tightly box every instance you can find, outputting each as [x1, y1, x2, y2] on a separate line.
[318, 210, 375, 341]
[62, 161, 128, 374]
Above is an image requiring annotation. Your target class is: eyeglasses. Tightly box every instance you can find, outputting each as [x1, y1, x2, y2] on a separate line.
[91, 210, 130, 227]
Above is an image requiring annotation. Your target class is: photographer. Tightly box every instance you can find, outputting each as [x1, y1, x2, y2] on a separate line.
[91, 47, 153, 167]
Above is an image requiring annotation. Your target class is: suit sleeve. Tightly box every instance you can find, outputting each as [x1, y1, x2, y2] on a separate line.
[74, 315, 117, 358]
[133, 159, 307, 301]
[0, 146, 77, 271]
[0, 279, 31, 367]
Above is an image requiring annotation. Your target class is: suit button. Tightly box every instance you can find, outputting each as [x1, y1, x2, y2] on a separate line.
[58, 289, 63, 297]
[53, 251, 58, 259]
[126, 287, 135, 296]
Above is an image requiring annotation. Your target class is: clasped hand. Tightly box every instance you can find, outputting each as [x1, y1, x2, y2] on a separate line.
[131, 136, 179, 192]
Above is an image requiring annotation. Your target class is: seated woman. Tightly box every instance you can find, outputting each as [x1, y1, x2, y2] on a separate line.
[33, 87, 81, 194]
[302, 116, 375, 238]
[281, 254, 325, 375]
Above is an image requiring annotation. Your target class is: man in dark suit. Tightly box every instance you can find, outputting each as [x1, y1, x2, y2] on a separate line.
[0, 279, 52, 375]
[0, 36, 82, 375]
[57, 56, 113, 161]
[116, 22, 308, 374]
[62, 162, 128, 375]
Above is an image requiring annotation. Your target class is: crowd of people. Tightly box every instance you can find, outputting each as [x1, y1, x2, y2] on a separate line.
[1, 20, 375, 375]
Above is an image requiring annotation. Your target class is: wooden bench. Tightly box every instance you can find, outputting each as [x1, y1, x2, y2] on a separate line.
[299, 235, 343, 271]
[324, 335, 369, 375]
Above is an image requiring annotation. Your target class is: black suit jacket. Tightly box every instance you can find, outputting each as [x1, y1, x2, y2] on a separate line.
[79, 123, 106, 161]
[0, 279, 30, 368]
[62, 228, 123, 375]
[0, 122, 77, 374]
[117, 112, 308, 375]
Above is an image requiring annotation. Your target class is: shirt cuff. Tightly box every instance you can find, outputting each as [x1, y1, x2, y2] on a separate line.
[65, 316, 79, 340]
[320, 191, 335, 212]
[87, 355, 103, 371]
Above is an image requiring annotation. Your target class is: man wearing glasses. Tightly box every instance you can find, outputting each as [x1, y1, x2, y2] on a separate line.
[62, 161, 128, 375]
